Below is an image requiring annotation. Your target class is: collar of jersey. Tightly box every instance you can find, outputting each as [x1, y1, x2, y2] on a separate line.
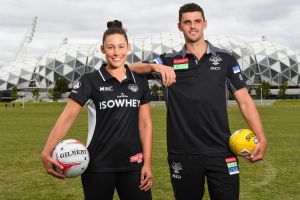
[180, 40, 216, 57]
[99, 64, 136, 83]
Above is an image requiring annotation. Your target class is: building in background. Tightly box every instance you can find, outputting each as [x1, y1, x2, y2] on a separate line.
[0, 33, 299, 99]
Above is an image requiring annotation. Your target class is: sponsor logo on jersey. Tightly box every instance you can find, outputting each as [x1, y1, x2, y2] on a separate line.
[99, 99, 140, 110]
[128, 84, 139, 93]
[174, 58, 189, 64]
[173, 58, 189, 70]
[117, 93, 128, 98]
[100, 86, 113, 92]
[171, 162, 183, 179]
[130, 153, 143, 163]
[153, 57, 163, 64]
[209, 55, 222, 65]
[232, 66, 241, 74]
[73, 81, 81, 89]
[210, 66, 221, 71]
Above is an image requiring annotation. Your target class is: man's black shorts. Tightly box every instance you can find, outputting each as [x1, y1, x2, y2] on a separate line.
[168, 153, 240, 200]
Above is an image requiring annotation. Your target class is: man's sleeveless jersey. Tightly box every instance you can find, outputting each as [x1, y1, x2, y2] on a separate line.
[154, 41, 246, 155]
[69, 64, 151, 172]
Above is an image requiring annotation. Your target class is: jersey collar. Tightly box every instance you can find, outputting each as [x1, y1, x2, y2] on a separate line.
[99, 64, 136, 83]
[180, 40, 217, 57]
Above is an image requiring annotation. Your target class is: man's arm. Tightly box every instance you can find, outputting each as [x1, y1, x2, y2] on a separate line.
[129, 62, 176, 86]
[234, 88, 267, 162]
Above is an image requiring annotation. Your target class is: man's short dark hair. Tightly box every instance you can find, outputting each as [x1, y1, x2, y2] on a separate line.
[179, 3, 205, 22]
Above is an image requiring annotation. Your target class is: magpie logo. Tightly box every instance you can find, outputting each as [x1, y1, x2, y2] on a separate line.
[128, 84, 139, 93]
[171, 162, 183, 179]
[73, 81, 81, 89]
[209, 55, 222, 65]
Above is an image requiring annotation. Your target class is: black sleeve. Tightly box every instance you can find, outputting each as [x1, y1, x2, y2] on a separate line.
[140, 75, 151, 105]
[68, 74, 92, 106]
[143, 54, 167, 81]
[227, 55, 247, 93]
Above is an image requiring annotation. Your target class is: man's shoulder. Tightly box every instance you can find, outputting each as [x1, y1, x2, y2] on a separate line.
[215, 47, 233, 57]
[163, 51, 183, 58]
[208, 41, 233, 57]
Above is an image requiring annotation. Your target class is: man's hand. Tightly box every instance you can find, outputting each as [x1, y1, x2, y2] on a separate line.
[244, 137, 267, 163]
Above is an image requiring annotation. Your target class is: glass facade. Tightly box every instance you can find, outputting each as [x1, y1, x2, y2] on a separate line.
[0, 33, 299, 91]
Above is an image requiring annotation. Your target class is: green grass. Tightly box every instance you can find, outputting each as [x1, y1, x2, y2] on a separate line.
[0, 102, 299, 199]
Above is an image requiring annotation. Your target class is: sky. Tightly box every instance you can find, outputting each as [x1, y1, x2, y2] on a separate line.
[0, 0, 299, 66]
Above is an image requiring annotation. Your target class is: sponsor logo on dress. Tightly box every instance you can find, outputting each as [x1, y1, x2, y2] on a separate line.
[171, 162, 183, 179]
[130, 153, 143, 163]
[100, 86, 113, 92]
[117, 93, 128, 98]
[99, 99, 140, 110]
[128, 84, 139, 93]
[209, 55, 222, 65]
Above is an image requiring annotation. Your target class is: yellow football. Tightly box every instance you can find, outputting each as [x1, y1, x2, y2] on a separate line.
[229, 129, 258, 157]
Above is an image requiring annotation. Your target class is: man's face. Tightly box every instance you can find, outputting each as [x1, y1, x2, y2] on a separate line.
[178, 11, 207, 43]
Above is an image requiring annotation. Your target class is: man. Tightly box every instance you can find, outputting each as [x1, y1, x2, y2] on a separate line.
[131, 3, 267, 200]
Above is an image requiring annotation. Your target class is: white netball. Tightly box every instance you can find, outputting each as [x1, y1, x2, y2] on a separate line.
[52, 139, 90, 178]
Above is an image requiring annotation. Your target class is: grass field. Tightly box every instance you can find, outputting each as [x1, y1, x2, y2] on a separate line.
[0, 102, 299, 200]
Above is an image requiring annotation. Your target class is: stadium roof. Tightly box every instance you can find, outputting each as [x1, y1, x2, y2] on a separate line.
[0, 33, 299, 90]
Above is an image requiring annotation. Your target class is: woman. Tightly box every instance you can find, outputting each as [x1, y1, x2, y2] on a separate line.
[41, 20, 153, 200]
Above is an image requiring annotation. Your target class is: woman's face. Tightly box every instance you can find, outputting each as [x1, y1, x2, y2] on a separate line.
[101, 33, 130, 69]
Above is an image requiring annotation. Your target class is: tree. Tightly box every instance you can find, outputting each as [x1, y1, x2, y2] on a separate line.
[151, 84, 159, 100]
[278, 80, 288, 99]
[256, 80, 271, 99]
[32, 88, 40, 101]
[52, 77, 69, 101]
[11, 86, 19, 100]
[0, 91, 2, 102]
[151, 84, 163, 101]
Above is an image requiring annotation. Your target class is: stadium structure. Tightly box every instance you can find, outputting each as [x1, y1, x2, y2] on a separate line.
[0, 31, 300, 100]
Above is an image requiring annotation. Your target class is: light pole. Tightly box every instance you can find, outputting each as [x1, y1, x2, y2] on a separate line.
[21, 91, 25, 109]
[260, 87, 263, 105]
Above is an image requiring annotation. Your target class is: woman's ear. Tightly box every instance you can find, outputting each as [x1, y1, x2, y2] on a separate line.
[127, 43, 132, 52]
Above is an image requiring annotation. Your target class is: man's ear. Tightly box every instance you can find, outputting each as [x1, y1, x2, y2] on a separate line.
[100, 45, 105, 54]
[177, 22, 183, 32]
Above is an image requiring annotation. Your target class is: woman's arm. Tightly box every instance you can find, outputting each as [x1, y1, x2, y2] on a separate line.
[138, 103, 153, 191]
[130, 62, 176, 86]
[41, 98, 82, 178]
